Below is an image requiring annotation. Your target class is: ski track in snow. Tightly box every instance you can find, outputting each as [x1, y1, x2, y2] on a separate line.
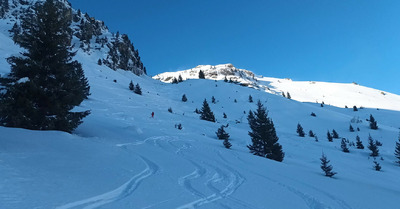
[55, 156, 158, 209]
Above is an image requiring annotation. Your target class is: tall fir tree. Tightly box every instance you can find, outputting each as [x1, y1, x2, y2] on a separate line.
[369, 114, 378, 130]
[297, 123, 305, 137]
[216, 125, 230, 140]
[367, 134, 379, 157]
[327, 131, 333, 142]
[0, 0, 90, 133]
[134, 83, 142, 95]
[320, 153, 337, 177]
[355, 135, 364, 149]
[200, 99, 215, 122]
[332, 129, 339, 139]
[247, 100, 284, 162]
[394, 133, 400, 165]
[198, 70, 205, 79]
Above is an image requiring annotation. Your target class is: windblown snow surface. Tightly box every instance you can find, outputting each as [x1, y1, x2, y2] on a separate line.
[1, 23, 400, 209]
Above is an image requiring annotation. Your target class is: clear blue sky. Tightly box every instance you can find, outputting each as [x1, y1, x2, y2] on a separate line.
[69, 0, 400, 94]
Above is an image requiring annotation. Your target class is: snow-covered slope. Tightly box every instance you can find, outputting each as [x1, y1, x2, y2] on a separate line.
[1, 2, 400, 209]
[154, 64, 400, 111]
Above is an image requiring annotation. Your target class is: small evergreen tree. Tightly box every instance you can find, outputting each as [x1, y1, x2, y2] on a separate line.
[178, 75, 183, 82]
[341, 138, 350, 153]
[282, 92, 286, 98]
[394, 133, 400, 165]
[297, 123, 305, 137]
[98, 59, 102, 65]
[286, 92, 291, 99]
[311, 112, 316, 117]
[332, 129, 339, 139]
[168, 107, 173, 113]
[369, 114, 378, 130]
[327, 131, 333, 142]
[198, 70, 205, 79]
[355, 135, 364, 149]
[349, 124, 354, 132]
[309, 130, 315, 137]
[373, 161, 381, 171]
[194, 108, 200, 114]
[223, 112, 227, 118]
[224, 76, 228, 82]
[200, 99, 215, 122]
[211, 96, 216, 104]
[171, 77, 178, 84]
[247, 100, 284, 162]
[134, 83, 142, 95]
[223, 138, 232, 149]
[216, 125, 230, 140]
[129, 80, 134, 90]
[182, 94, 187, 102]
[248, 95, 253, 103]
[320, 153, 337, 177]
[234, 99, 237, 103]
[367, 134, 379, 157]
[353, 106, 358, 111]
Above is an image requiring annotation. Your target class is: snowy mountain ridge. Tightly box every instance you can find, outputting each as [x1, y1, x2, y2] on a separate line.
[154, 64, 400, 111]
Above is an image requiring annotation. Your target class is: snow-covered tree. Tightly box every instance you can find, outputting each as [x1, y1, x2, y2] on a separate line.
[200, 99, 215, 122]
[247, 100, 284, 162]
[320, 153, 337, 177]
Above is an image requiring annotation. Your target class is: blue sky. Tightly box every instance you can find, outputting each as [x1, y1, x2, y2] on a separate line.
[69, 0, 400, 94]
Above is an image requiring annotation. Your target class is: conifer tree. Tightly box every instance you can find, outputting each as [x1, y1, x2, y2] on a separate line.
[309, 130, 315, 137]
[320, 153, 337, 177]
[355, 135, 364, 149]
[247, 100, 284, 162]
[341, 138, 350, 153]
[286, 92, 291, 99]
[0, 0, 90, 133]
[178, 75, 183, 82]
[134, 83, 142, 95]
[297, 123, 305, 137]
[282, 92, 286, 98]
[171, 77, 178, 84]
[223, 112, 227, 118]
[234, 99, 237, 103]
[98, 59, 102, 65]
[216, 125, 230, 140]
[353, 106, 358, 111]
[224, 76, 228, 82]
[369, 114, 378, 130]
[332, 129, 339, 139]
[182, 94, 187, 102]
[223, 138, 232, 149]
[248, 95, 253, 103]
[373, 161, 381, 171]
[200, 99, 215, 122]
[129, 80, 134, 90]
[211, 96, 216, 104]
[198, 70, 205, 79]
[349, 124, 354, 132]
[327, 131, 333, 142]
[394, 134, 400, 165]
[367, 134, 379, 157]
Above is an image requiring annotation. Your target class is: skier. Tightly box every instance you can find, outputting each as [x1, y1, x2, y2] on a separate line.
[151, 112, 154, 118]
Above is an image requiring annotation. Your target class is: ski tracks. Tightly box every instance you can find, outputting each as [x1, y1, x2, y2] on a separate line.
[56, 156, 158, 209]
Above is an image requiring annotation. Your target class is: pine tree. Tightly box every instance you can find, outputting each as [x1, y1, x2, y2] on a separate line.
[286, 92, 291, 99]
[248, 95, 253, 103]
[355, 135, 364, 149]
[353, 106, 358, 111]
[320, 153, 337, 177]
[341, 138, 350, 153]
[349, 124, 354, 132]
[216, 125, 230, 140]
[297, 123, 305, 137]
[327, 131, 333, 142]
[234, 99, 237, 103]
[224, 76, 228, 82]
[211, 96, 216, 104]
[247, 100, 284, 162]
[182, 94, 187, 102]
[223, 112, 227, 118]
[309, 130, 315, 137]
[168, 107, 173, 113]
[198, 70, 205, 79]
[223, 138, 232, 149]
[367, 134, 379, 157]
[369, 114, 378, 130]
[171, 77, 178, 84]
[282, 92, 286, 98]
[134, 83, 142, 95]
[98, 59, 102, 65]
[200, 99, 215, 122]
[332, 129, 339, 139]
[178, 75, 183, 82]
[129, 80, 134, 90]
[373, 161, 381, 171]
[395, 133, 400, 165]
[0, 0, 90, 133]
[311, 112, 316, 117]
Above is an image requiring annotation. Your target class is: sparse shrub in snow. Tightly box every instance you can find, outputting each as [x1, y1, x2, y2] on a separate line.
[327, 131, 333, 142]
[113, 79, 117, 83]
[311, 112, 316, 117]
[248, 95, 253, 103]
[129, 80, 134, 91]
[341, 138, 350, 153]
[182, 94, 187, 102]
[373, 161, 381, 171]
[216, 125, 229, 140]
[349, 124, 354, 132]
[320, 153, 337, 177]
[367, 135, 379, 157]
[194, 108, 200, 114]
[247, 100, 284, 162]
[200, 99, 215, 122]
[309, 130, 315, 137]
[297, 123, 305, 137]
[395, 134, 400, 165]
[369, 114, 378, 130]
[332, 129, 339, 139]
[355, 135, 364, 149]
[175, 123, 182, 130]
